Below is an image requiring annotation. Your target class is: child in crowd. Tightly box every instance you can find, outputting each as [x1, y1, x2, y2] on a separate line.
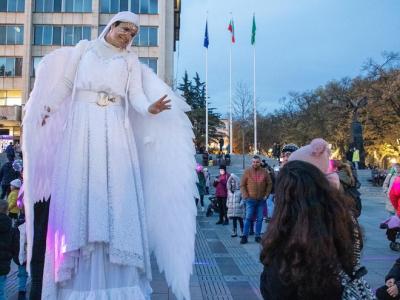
[0, 200, 19, 299]
[226, 174, 244, 237]
[7, 179, 22, 223]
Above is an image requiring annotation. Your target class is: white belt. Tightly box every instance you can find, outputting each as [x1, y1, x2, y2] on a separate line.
[75, 90, 123, 107]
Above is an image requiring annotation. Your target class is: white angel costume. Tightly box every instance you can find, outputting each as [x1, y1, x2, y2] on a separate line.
[22, 12, 197, 300]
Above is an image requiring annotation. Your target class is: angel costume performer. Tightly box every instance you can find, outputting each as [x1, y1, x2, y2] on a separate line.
[22, 12, 197, 300]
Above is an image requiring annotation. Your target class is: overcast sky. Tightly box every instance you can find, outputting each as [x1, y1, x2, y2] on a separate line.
[174, 0, 400, 116]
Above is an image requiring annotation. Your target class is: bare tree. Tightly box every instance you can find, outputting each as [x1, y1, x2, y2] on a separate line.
[233, 82, 253, 169]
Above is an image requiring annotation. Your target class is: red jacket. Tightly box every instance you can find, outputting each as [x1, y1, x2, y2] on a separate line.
[213, 173, 230, 198]
[390, 177, 400, 216]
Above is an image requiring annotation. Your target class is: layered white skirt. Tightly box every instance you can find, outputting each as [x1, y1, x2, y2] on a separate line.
[42, 99, 152, 299]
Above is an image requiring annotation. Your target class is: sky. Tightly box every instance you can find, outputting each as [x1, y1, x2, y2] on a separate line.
[174, 0, 400, 116]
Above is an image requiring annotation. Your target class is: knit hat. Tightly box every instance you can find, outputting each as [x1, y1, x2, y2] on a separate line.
[219, 165, 226, 171]
[288, 138, 331, 174]
[12, 159, 23, 172]
[10, 179, 21, 189]
[281, 143, 299, 154]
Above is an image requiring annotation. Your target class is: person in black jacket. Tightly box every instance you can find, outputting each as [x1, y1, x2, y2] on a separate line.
[0, 155, 19, 200]
[260, 160, 361, 300]
[376, 258, 400, 299]
[0, 200, 19, 299]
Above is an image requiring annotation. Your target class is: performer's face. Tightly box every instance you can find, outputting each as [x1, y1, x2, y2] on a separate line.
[107, 22, 138, 49]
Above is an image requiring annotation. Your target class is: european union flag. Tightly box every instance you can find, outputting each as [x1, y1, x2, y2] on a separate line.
[204, 21, 209, 48]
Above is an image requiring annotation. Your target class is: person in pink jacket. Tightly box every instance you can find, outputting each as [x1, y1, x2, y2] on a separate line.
[390, 177, 400, 216]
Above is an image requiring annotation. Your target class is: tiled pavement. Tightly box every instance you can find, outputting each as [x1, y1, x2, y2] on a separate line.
[6, 154, 400, 299]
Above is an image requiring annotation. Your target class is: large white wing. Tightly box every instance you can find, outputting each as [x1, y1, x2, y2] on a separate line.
[22, 47, 75, 271]
[132, 65, 198, 300]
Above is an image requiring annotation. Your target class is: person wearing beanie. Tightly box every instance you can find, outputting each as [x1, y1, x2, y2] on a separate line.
[280, 143, 299, 167]
[288, 138, 340, 190]
[7, 179, 21, 222]
[214, 165, 230, 225]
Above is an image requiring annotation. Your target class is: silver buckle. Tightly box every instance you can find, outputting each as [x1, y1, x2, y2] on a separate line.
[96, 92, 116, 107]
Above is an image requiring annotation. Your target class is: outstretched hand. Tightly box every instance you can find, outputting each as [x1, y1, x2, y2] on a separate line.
[148, 94, 171, 114]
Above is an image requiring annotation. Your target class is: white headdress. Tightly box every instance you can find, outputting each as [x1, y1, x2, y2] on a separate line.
[98, 11, 140, 48]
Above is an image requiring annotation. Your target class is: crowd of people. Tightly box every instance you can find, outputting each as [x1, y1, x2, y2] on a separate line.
[0, 143, 28, 300]
[196, 138, 400, 300]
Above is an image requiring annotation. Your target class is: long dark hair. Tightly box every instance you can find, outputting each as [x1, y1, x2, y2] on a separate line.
[260, 160, 359, 299]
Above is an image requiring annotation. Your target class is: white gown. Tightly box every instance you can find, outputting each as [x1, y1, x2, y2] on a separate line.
[41, 39, 153, 299]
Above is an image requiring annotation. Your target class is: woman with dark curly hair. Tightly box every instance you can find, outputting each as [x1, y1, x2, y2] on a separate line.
[259, 160, 362, 300]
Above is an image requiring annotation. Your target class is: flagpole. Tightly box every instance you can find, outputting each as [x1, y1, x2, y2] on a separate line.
[229, 37, 233, 155]
[229, 14, 233, 155]
[253, 43, 257, 154]
[252, 13, 257, 155]
[203, 16, 209, 152]
[205, 43, 209, 152]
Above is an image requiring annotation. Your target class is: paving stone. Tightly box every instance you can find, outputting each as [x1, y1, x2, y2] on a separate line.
[214, 257, 243, 276]
[226, 281, 260, 300]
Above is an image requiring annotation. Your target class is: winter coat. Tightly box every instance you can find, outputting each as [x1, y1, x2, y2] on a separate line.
[226, 174, 244, 218]
[0, 161, 19, 186]
[383, 173, 399, 213]
[240, 167, 272, 200]
[0, 213, 19, 275]
[390, 177, 400, 216]
[260, 261, 342, 300]
[214, 173, 230, 198]
[196, 171, 206, 196]
[385, 257, 400, 283]
[203, 170, 211, 188]
[7, 189, 19, 214]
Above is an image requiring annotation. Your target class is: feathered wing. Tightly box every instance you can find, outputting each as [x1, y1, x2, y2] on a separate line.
[22, 47, 74, 272]
[131, 65, 198, 300]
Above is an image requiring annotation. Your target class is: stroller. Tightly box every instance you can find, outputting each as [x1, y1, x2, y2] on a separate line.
[206, 196, 220, 217]
[380, 215, 400, 251]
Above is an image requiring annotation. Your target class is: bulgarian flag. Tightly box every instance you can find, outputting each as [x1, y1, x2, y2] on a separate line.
[228, 19, 235, 43]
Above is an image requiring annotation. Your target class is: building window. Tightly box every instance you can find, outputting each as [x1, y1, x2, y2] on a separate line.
[32, 57, 43, 77]
[34, 25, 90, 46]
[34, 25, 61, 45]
[133, 26, 158, 46]
[0, 90, 22, 106]
[0, 25, 24, 45]
[100, 0, 157, 14]
[34, 0, 92, 12]
[139, 57, 157, 74]
[98, 25, 106, 36]
[0, 57, 23, 77]
[63, 26, 91, 46]
[0, 0, 25, 12]
[131, 0, 158, 14]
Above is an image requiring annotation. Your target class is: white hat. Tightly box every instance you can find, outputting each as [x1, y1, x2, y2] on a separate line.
[10, 179, 21, 189]
[98, 11, 140, 49]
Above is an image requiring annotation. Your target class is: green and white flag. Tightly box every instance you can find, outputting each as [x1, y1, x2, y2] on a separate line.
[251, 14, 256, 45]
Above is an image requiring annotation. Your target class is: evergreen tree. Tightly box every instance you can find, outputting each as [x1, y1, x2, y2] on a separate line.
[178, 71, 224, 151]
